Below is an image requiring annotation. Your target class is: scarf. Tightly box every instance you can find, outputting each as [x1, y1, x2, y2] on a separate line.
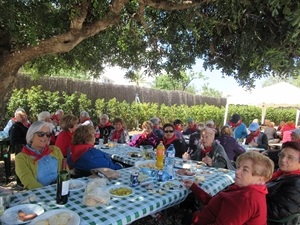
[21, 145, 53, 163]
[81, 117, 90, 123]
[268, 169, 300, 182]
[70, 144, 94, 162]
[228, 120, 242, 128]
[99, 121, 112, 128]
[111, 129, 123, 141]
[202, 146, 213, 157]
[163, 134, 177, 147]
[246, 129, 260, 143]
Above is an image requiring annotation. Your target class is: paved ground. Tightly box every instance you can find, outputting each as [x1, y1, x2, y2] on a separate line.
[0, 159, 186, 225]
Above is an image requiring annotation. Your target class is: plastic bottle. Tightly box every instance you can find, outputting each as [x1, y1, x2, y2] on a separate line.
[156, 141, 165, 170]
[164, 144, 176, 179]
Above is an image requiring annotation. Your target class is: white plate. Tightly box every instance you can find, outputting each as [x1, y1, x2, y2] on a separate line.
[69, 179, 86, 192]
[134, 160, 156, 169]
[29, 209, 80, 225]
[160, 181, 185, 191]
[127, 152, 143, 158]
[107, 185, 134, 198]
[1, 204, 44, 224]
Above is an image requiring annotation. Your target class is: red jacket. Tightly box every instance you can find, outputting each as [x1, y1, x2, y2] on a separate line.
[55, 130, 73, 157]
[191, 183, 268, 225]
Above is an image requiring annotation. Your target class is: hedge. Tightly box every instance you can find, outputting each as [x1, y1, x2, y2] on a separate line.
[2, 85, 296, 130]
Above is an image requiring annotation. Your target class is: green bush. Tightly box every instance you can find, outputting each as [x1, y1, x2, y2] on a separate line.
[4, 86, 297, 130]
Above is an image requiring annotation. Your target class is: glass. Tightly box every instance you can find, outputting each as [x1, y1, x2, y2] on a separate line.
[278, 152, 299, 162]
[35, 131, 52, 138]
[164, 130, 174, 133]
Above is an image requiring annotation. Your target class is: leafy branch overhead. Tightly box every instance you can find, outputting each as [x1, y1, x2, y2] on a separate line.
[1, 0, 300, 94]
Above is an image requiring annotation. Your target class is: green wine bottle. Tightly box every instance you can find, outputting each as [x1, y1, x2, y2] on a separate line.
[56, 158, 70, 204]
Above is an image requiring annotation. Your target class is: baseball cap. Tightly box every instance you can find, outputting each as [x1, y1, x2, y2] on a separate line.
[229, 114, 241, 124]
[249, 122, 260, 131]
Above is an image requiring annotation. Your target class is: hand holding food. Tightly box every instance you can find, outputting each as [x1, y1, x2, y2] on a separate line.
[18, 209, 37, 221]
[182, 179, 194, 188]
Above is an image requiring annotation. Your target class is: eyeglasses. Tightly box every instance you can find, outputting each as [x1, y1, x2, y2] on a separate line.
[164, 130, 174, 133]
[35, 131, 52, 138]
[278, 152, 299, 162]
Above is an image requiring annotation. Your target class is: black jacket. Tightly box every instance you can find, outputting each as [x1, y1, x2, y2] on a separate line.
[267, 174, 300, 225]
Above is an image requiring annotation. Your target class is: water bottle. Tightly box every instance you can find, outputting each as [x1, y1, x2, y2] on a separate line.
[164, 144, 176, 179]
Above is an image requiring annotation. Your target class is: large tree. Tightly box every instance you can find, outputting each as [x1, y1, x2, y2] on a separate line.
[1, 0, 300, 113]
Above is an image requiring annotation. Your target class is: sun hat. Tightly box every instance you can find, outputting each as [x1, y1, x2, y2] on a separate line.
[291, 128, 300, 136]
[229, 114, 241, 124]
[249, 122, 260, 131]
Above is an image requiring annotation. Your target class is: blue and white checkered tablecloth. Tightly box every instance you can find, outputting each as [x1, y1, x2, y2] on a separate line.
[99, 145, 146, 166]
[99, 144, 235, 196]
[8, 167, 189, 225]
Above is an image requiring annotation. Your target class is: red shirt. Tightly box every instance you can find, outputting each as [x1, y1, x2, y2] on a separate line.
[55, 130, 73, 157]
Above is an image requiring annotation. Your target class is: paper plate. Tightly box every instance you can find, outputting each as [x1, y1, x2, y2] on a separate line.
[1, 204, 44, 224]
[160, 180, 185, 191]
[107, 185, 134, 198]
[134, 160, 156, 169]
[29, 209, 80, 225]
[69, 179, 86, 192]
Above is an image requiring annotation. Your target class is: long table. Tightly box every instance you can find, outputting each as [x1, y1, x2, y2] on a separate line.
[100, 144, 147, 166]
[100, 144, 235, 197]
[8, 167, 189, 225]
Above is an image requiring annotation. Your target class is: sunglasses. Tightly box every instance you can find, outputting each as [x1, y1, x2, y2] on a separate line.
[164, 130, 174, 133]
[35, 131, 52, 138]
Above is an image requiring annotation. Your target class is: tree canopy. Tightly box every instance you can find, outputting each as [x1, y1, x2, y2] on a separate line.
[1, 0, 300, 112]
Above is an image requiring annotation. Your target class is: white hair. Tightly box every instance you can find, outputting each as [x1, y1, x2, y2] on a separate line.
[38, 111, 51, 121]
[26, 121, 53, 144]
[80, 110, 90, 117]
[55, 109, 64, 115]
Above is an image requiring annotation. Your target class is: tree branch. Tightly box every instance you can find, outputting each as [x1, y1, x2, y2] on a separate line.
[143, 0, 202, 11]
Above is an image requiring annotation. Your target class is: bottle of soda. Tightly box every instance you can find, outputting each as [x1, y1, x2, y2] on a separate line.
[164, 144, 176, 179]
[156, 141, 165, 170]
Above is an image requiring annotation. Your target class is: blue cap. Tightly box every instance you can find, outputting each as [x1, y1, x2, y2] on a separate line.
[187, 118, 194, 123]
[249, 122, 260, 131]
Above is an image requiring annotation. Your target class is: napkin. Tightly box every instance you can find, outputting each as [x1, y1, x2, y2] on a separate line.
[90, 168, 120, 180]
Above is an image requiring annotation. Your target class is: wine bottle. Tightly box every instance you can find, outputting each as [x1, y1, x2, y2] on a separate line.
[56, 158, 70, 205]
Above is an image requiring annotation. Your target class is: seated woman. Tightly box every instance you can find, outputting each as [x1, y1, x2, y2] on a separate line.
[162, 123, 186, 158]
[128, 121, 159, 148]
[67, 125, 122, 177]
[55, 114, 79, 157]
[267, 141, 300, 224]
[183, 151, 274, 225]
[245, 122, 269, 150]
[109, 117, 130, 143]
[15, 121, 64, 190]
[184, 127, 235, 170]
[216, 126, 245, 161]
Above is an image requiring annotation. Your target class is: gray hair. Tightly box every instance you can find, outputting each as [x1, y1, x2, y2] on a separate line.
[38, 111, 51, 121]
[150, 117, 161, 125]
[100, 114, 109, 120]
[26, 121, 53, 144]
[14, 108, 26, 117]
[55, 109, 64, 115]
[80, 110, 90, 117]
